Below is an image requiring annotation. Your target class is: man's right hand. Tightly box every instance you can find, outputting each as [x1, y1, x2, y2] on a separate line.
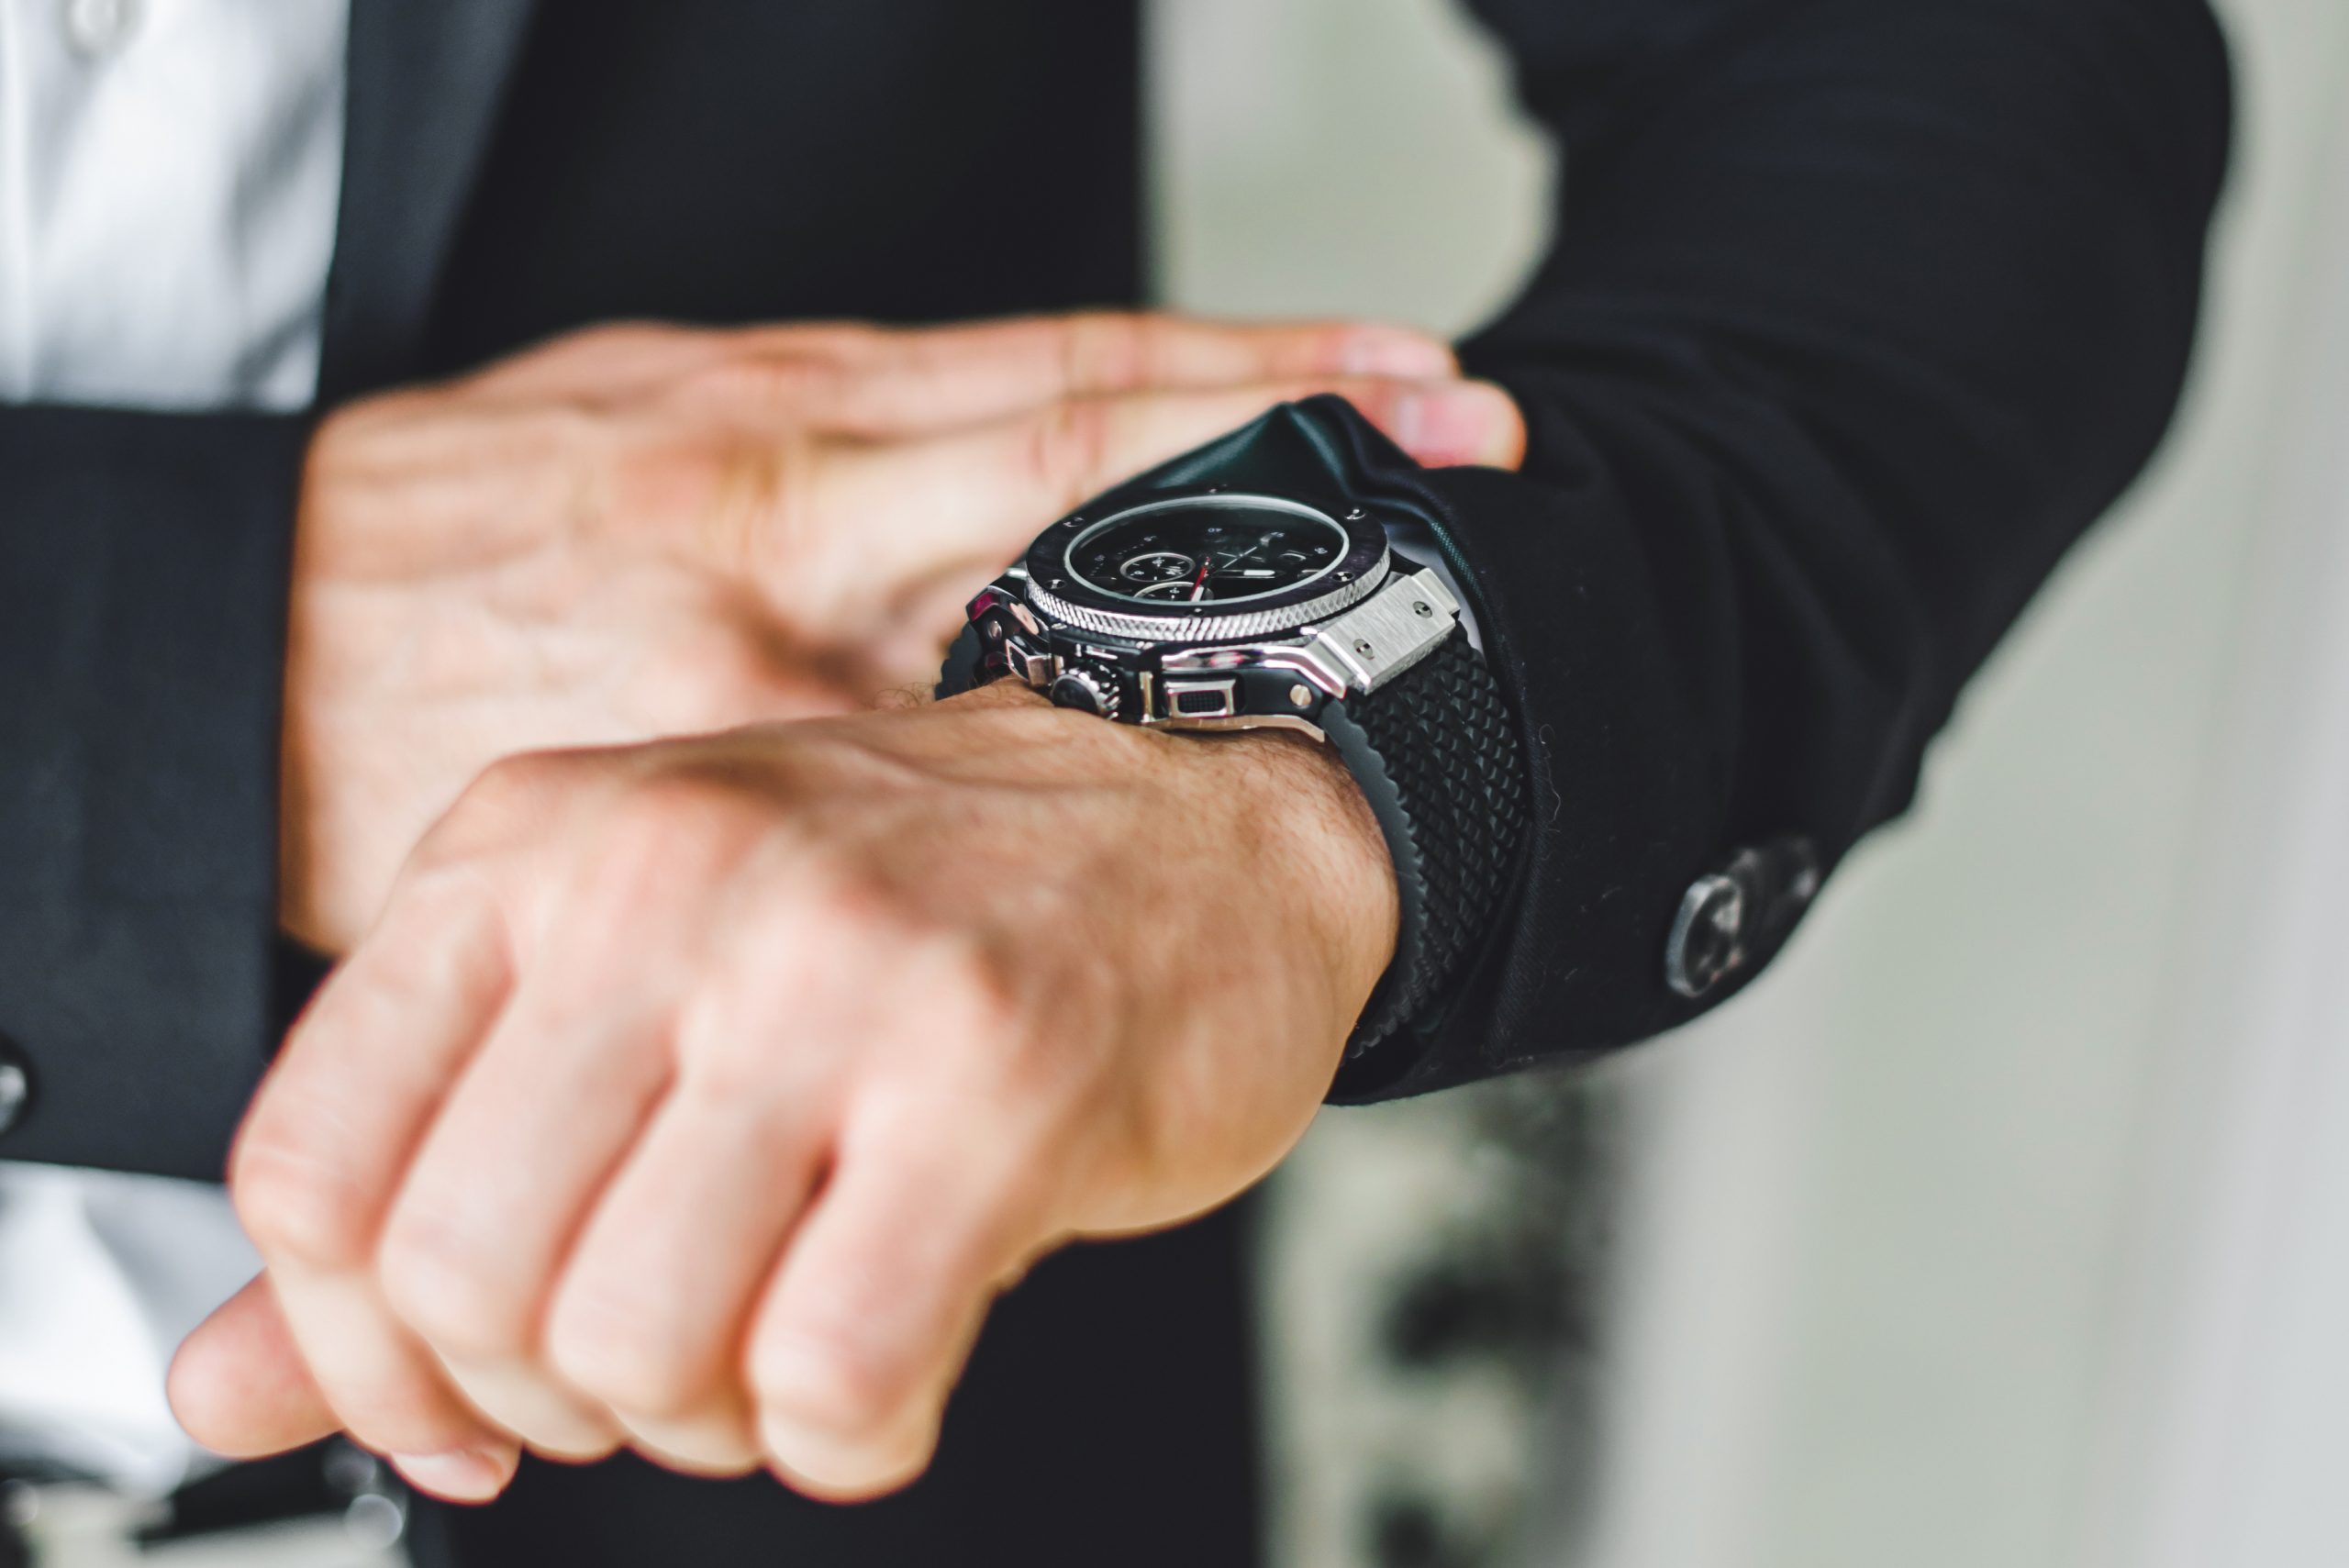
[279, 313, 1524, 953]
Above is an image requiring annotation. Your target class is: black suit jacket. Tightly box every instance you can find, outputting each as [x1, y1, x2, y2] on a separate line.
[0, 0, 2231, 1180]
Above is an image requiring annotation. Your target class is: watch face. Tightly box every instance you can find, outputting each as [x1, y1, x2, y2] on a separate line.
[1063, 495, 1349, 606]
[1024, 487, 1392, 640]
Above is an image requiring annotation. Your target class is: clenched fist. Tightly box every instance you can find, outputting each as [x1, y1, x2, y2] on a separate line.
[177, 684, 1400, 1501]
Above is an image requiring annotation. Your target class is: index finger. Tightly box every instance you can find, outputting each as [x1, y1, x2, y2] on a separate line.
[792, 374, 1524, 611]
[779, 313, 1457, 437]
[229, 873, 514, 1273]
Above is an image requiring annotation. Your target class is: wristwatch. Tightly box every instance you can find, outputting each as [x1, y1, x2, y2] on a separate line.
[939, 397, 1529, 1059]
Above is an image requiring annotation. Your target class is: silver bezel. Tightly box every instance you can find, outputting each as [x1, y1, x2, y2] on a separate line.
[972, 568, 1463, 735]
[1156, 568, 1462, 702]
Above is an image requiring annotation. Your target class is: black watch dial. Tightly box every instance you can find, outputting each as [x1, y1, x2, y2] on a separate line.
[1063, 495, 1352, 606]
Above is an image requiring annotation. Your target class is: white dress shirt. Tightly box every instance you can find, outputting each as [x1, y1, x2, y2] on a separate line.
[0, 0, 348, 1494]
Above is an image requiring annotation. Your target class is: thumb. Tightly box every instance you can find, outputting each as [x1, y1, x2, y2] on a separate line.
[169, 1273, 342, 1459]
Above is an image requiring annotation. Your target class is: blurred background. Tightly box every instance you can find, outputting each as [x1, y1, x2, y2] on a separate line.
[17, 1, 2343, 1563]
[1152, 0, 2349, 1565]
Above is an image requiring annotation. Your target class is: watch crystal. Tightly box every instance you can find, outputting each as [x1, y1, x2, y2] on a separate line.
[1066, 495, 1346, 607]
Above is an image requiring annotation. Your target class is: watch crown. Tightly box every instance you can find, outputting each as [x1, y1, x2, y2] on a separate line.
[1049, 663, 1122, 721]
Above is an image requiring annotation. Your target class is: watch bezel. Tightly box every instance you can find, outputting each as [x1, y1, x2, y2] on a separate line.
[1021, 486, 1390, 646]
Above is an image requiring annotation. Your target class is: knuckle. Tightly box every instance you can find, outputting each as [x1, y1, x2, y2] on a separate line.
[750, 1326, 907, 1444]
[570, 767, 764, 918]
[915, 935, 1029, 1062]
[741, 851, 912, 957]
[880, 977, 1102, 1207]
[608, 767, 761, 859]
[912, 935, 1055, 1083]
[632, 625, 794, 731]
[609, 428, 741, 534]
[680, 1006, 798, 1105]
[618, 426, 815, 584]
[486, 401, 612, 472]
[751, 436, 822, 562]
[407, 752, 575, 874]
[229, 1136, 373, 1268]
[774, 322, 888, 365]
[507, 320, 689, 388]
[381, 862, 503, 964]
[1027, 395, 1114, 510]
[545, 1289, 704, 1418]
[793, 877, 968, 1004]
[822, 927, 1071, 1140]
[1327, 374, 1404, 427]
[807, 863, 926, 950]
[1064, 311, 1152, 392]
[461, 750, 572, 824]
[569, 320, 687, 358]
[683, 353, 842, 417]
[377, 1208, 531, 1359]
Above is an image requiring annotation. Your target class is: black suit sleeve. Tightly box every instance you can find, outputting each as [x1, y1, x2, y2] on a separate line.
[0, 407, 310, 1178]
[1336, 0, 2232, 1098]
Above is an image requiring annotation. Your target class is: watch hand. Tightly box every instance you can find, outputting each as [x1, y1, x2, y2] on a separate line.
[1189, 558, 1211, 602]
[1218, 537, 1274, 571]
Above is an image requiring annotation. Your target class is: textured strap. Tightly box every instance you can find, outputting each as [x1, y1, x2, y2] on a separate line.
[936, 620, 985, 701]
[1321, 629, 1528, 1053]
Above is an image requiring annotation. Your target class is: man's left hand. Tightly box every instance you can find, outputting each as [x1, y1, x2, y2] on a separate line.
[170, 684, 1397, 1501]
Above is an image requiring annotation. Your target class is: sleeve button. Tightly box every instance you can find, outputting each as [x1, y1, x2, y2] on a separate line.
[1665, 837, 1821, 1002]
[0, 1035, 31, 1137]
[1664, 873, 1747, 1000]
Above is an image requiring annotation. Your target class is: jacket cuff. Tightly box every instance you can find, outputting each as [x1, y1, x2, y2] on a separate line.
[0, 407, 313, 1179]
[1328, 461, 1822, 1104]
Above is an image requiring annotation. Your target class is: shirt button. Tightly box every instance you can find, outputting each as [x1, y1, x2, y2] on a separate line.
[61, 0, 140, 59]
[0, 1033, 31, 1138]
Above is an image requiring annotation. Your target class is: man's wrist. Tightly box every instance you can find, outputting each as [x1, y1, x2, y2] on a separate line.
[936, 679, 1399, 1049]
[1181, 722, 1402, 1048]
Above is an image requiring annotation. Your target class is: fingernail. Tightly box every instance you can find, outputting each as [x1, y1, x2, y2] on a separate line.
[1392, 382, 1520, 468]
[1339, 327, 1456, 379]
[390, 1447, 513, 1503]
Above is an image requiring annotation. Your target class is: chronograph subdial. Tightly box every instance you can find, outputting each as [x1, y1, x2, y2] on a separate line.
[1065, 496, 1351, 608]
[1117, 550, 1197, 584]
[1131, 578, 1208, 602]
[1028, 489, 1390, 636]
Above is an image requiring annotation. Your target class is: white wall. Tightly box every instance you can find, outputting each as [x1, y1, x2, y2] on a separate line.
[2073, 39, 2349, 1568]
[1577, 2, 2349, 1562]
[1150, 0, 1549, 338]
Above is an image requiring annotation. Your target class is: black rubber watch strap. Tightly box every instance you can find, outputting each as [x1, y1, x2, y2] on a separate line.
[1321, 628, 1527, 1052]
[936, 620, 985, 701]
